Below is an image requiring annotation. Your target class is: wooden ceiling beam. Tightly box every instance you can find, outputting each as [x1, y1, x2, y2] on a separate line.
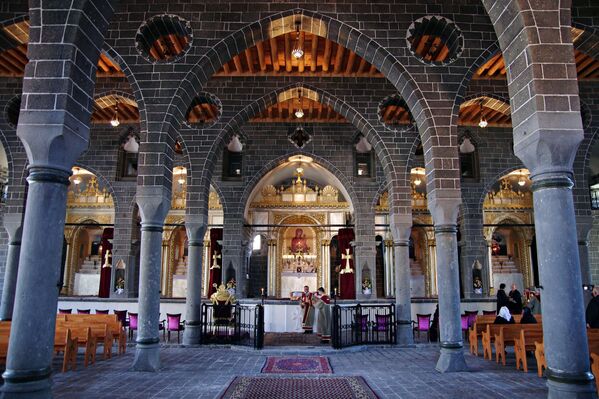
[269, 38, 279, 72]
[310, 35, 318, 72]
[298, 31, 305, 73]
[346, 51, 356, 75]
[357, 58, 368, 74]
[333, 45, 344, 74]
[244, 48, 255, 73]
[223, 62, 230, 74]
[233, 54, 243, 73]
[284, 33, 292, 72]
[256, 41, 267, 72]
[323, 39, 332, 72]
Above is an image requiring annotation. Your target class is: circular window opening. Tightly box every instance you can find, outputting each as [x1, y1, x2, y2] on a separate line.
[136, 14, 192, 63]
[378, 95, 413, 130]
[407, 16, 463, 66]
[4, 95, 21, 128]
[185, 93, 222, 129]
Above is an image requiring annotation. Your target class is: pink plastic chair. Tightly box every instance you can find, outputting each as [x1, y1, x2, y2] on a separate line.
[166, 313, 185, 343]
[128, 312, 138, 340]
[414, 314, 431, 341]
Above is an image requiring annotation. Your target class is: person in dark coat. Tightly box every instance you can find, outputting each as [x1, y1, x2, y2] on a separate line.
[509, 283, 523, 314]
[520, 306, 537, 324]
[586, 287, 599, 328]
[496, 283, 510, 314]
[494, 306, 515, 324]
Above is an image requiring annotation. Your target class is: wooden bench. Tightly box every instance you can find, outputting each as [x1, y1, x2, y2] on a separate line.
[535, 329, 599, 377]
[514, 327, 544, 372]
[56, 320, 113, 360]
[53, 329, 78, 373]
[62, 314, 126, 355]
[469, 314, 532, 356]
[494, 323, 543, 366]
[60, 326, 97, 367]
[591, 353, 599, 395]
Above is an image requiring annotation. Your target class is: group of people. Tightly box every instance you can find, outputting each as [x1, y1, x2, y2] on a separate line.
[495, 282, 541, 324]
[299, 285, 332, 343]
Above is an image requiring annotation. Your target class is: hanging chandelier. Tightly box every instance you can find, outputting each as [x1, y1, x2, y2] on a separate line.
[291, 20, 304, 59]
[478, 100, 487, 128]
[110, 102, 120, 127]
[294, 88, 304, 119]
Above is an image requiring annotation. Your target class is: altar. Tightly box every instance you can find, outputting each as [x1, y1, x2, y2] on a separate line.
[280, 272, 317, 298]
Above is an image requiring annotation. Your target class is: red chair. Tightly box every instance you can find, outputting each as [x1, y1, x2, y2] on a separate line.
[95, 309, 109, 314]
[77, 309, 91, 314]
[128, 312, 138, 340]
[166, 313, 185, 343]
[482, 310, 496, 316]
[58, 309, 72, 314]
[413, 314, 431, 341]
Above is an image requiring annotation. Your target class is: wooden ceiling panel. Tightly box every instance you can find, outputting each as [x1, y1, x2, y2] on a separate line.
[0, 19, 123, 78]
[214, 31, 383, 78]
[251, 97, 348, 123]
[457, 96, 512, 127]
[92, 95, 140, 125]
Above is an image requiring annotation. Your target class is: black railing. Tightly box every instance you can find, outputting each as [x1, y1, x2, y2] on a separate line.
[199, 303, 264, 349]
[331, 303, 396, 349]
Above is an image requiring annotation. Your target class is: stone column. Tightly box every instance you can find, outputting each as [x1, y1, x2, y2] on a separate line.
[0, 214, 23, 321]
[576, 215, 593, 286]
[203, 239, 210, 296]
[183, 216, 207, 345]
[531, 175, 595, 397]
[267, 239, 277, 297]
[390, 214, 414, 346]
[132, 187, 170, 372]
[427, 233, 438, 296]
[2, 168, 71, 397]
[384, 240, 395, 297]
[429, 198, 467, 372]
[320, 239, 330, 292]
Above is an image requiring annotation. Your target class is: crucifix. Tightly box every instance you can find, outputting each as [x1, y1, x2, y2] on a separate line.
[340, 248, 353, 274]
[210, 251, 221, 270]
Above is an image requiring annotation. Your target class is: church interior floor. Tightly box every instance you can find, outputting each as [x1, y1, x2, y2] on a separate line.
[48, 345, 548, 398]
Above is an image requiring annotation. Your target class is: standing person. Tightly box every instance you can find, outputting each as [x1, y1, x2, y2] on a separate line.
[300, 285, 315, 333]
[509, 283, 523, 314]
[527, 288, 542, 315]
[586, 287, 599, 328]
[496, 283, 510, 314]
[312, 287, 332, 343]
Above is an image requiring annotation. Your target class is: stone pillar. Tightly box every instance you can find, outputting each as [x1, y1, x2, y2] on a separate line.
[183, 216, 207, 345]
[203, 239, 210, 296]
[427, 233, 438, 296]
[267, 239, 277, 297]
[532, 175, 595, 397]
[390, 214, 413, 346]
[577, 215, 593, 286]
[384, 240, 395, 297]
[486, 240, 494, 295]
[0, 214, 23, 321]
[132, 187, 170, 372]
[2, 169, 71, 397]
[320, 239, 330, 292]
[429, 198, 467, 372]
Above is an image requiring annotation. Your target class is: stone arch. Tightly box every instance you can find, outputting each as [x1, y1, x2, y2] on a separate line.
[477, 166, 529, 211]
[200, 83, 396, 214]
[71, 163, 119, 212]
[239, 152, 358, 221]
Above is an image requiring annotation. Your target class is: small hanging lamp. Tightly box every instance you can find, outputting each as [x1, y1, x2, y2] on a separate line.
[478, 100, 487, 128]
[291, 20, 304, 59]
[110, 102, 120, 127]
[294, 88, 304, 119]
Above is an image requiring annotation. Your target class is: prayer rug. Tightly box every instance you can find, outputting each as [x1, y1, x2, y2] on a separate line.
[261, 356, 332, 374]
[220, 376, 379, 399]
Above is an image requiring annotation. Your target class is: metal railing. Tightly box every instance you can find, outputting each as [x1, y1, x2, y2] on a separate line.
[331, 303, 396, 349]
[199, 303, 264, 349]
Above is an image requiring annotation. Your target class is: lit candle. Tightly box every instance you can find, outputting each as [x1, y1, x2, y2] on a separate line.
[261, 288, 265, 296]
[334, 288, 337, 297]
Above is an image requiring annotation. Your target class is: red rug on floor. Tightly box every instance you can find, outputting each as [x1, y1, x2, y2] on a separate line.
[220, 376, 379, 399]
[261, 356, 332, 374]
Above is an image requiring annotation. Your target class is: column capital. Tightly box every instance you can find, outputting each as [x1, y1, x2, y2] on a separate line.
[2, 213, 22, 243]
[136, 186, 171, 227]
[427, 196, 461, 226]
[389, 213, 412, 243]
[185, 215, 208, 243]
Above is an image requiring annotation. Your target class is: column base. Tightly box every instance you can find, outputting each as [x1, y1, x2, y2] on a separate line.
[436, 346, 468, 373]
[182, 323, 202, 346]
[547, 371, 597, 399]
[397, 321, 414, 346]
[131, 340, 160, 372]
[1, 368, 52, 399]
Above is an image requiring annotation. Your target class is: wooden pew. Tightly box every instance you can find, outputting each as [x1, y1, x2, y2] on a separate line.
[63, 314, 126, 354]
[514, 327, 544, 372]
[494, 323, 543, 366]
[469, 314, 532, 356]
[535, 329, 599, 377]
[64, 326, 97, 367]
[57, 320, 113, 360]
[591, 353, 599, 395]
[53, 329, 78, 373]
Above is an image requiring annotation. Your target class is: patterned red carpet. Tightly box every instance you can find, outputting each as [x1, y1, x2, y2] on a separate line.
[220, 376, 379, 399]
[261, 356, 332, 374]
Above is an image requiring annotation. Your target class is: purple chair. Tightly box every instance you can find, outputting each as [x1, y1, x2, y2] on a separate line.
[95, 309, 109, 314]
[58, 309, 72, 314]
[77, 309, 91, 314]
[413, 314, 431, 341]
[375, 314, 390, 332]
[128, 312, 138, 340]
[114, 310, 128, 329]
[461, 314, 470, 340]
[166, 313, 185, 343]
[466, 311, 478, 329]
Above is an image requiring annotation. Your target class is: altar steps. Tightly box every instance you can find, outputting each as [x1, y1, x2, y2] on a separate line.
[492, 255, 520, 274]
